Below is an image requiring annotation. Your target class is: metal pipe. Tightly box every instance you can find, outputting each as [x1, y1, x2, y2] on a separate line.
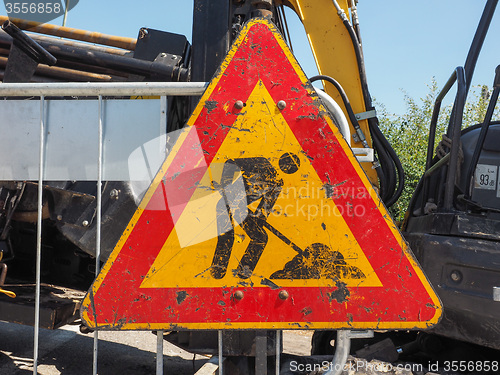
[0, 56, 118, 82]
[37, 40, 187, 81]
[0, 30, 185, 81]
[0, 263, 7, 286]
[93, 95, 104, 375]
[0, 30, 132, 56]
[62, 0, 70, 28]
[324, 330, 374, 375]
[315, 88, 351, 144]
[423, 153, 450, 179]
[2, 20, 56, 66]
[29, 34, 133, 56]
[324, 330, 351, 375]
[218, 330, 223, 375]
[421, 67, 466, 213]
[463, 0, 498, 93]
[156, 331, 164, 375]
[275, 330, 281, 375]
[47, 58, 130, 78]
[0, 31, 131, 78]
[0, 81, 208, 96]
[33, 96, 45, 375]
[0, 16, 137, 51]
[444, 70, 467, 210]
[331, 0, 349, 22]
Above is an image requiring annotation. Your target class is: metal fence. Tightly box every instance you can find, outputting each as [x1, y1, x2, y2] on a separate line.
[0, 81, 368, 375]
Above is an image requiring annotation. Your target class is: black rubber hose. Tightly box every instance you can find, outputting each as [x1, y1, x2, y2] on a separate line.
[309, 75, 362, 134]
[370, 117, 405, 207]
[339, 16, 405, 207]
[309, 75, 386, 196]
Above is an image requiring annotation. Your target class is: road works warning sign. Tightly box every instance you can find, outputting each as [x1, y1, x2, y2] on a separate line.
[81, 19, 442, 330]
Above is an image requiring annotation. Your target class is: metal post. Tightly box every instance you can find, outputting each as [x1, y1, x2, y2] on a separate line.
[93, 95, 104, 375]
[255, 330, 267, 375]
[156, 331, 164, 375]
[62, 0, 70, 27]
[275, 330, 281, 375]
[218, 330, 223, 375]
[33, 96, 45, 375]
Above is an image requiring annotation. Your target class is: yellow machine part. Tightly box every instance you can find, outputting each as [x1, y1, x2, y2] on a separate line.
[283, 0, 377, 185]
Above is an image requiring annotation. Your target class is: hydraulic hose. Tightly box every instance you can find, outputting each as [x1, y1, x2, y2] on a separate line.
[330, 0, 404, 207]
[310, 75, 364, 144]
[310, 75, 390, 199]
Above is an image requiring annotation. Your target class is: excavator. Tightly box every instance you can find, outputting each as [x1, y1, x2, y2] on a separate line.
[0, 0, 499, 371]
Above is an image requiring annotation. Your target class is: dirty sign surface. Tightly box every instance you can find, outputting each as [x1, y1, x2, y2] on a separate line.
[81, 19, 441, 330]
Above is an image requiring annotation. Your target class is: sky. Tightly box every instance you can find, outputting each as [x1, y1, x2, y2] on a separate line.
[3, 0, 500, 116]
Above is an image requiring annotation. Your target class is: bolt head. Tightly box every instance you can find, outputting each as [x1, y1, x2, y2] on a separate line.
[233, 290, 244, 300]
[57, 215, 63, 221]
[278, 290, 289, 300]
[82, 220, 89, 227]
[235, 100, 244, 110]
[277, 100, 286, 110]
[450, 270, 462, 283]
[110, 189, 119, 200]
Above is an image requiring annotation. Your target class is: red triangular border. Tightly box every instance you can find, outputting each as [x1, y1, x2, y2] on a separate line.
[82, 19, 441, 330]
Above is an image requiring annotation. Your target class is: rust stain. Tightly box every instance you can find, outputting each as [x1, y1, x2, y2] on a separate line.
[176, 291, 187, 305]
[326, 281, 350, 303]
[300, 307, 313, 316]
[260, 278, 280, 290]
[204, 100, 218, 113]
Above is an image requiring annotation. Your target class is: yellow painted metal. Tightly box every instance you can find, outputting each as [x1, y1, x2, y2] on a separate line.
[283, 0, 377, 184]
[140, 79, 381, 290]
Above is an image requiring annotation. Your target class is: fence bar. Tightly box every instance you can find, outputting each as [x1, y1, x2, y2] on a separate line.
[0, 82, 207, 97]
[33, 96, 45, 374]
[275, 330, 281, 375]
[255, 331, 267, 375]
[156, 331, 164, 375]
[93, 95, 104, 375]
[218, 330, 223, 375]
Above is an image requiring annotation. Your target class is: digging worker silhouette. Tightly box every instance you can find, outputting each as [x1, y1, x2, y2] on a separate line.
[210, 152, 300, 279]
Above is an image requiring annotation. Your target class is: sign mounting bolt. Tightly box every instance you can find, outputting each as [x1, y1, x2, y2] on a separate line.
[278, 290, 289, 300]
[235, 100, 244, 110]
[277, 100, 286, 110]
[233, 290, 244, 300]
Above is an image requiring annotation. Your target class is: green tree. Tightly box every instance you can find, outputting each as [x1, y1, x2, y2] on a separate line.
[377, 80, 498, 222]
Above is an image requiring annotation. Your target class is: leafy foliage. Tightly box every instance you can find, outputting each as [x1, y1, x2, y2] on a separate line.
[377, 80, 498, 221]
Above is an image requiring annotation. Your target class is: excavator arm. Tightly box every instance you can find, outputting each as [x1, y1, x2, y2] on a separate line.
[282, 0, 404, 204]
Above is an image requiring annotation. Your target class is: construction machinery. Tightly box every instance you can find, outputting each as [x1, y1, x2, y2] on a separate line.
[0, 0, 499, 372]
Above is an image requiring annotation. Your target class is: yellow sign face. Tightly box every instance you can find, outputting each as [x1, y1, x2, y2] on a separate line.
[141, 79, 381, 289]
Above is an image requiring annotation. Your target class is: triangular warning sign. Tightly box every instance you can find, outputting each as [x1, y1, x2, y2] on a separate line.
[81, 19, 441, 330]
